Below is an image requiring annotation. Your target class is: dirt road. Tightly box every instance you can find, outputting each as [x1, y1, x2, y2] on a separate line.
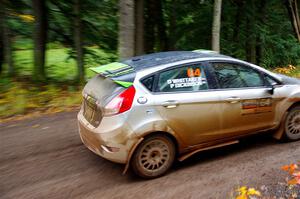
[1, 111, 299, 199]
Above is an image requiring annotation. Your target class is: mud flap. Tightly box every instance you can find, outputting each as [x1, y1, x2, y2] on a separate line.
[122, 138, 144, 175]
[273, 112, 288, 140]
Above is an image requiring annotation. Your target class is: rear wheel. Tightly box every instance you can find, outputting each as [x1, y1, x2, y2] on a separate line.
[284, 106, 300, 141]
[131, 134, 175, 179]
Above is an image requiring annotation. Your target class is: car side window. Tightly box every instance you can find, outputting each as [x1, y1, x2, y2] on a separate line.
[264, 75, 279, 86]
[156, 64, 208, 92]
[212, 63, 265, 89]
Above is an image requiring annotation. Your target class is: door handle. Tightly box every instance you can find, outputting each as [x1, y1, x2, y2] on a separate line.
[162, 100, 179, 109]
[225, 97, 241, 104]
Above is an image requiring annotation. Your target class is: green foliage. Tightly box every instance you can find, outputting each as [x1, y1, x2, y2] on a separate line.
[47, 0, 118, 51]
[13, 37, 33, 50]
[163, 0, 213, 50]
[7, 46, 116, 81]
[0, 80, 82, 119]
[263, 35, 300, 68]
[289, 66, 300, 78]
[4, 0, 299, 74]
[1, 0, 300, 120]
[260, 0, 300, 68]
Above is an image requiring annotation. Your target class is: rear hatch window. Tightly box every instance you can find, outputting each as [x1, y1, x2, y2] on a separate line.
[82, 62, 136, 127]
[87, 61, 137, 104]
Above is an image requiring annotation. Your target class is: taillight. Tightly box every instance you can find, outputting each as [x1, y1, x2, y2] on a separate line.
[104, 86, 136, 116]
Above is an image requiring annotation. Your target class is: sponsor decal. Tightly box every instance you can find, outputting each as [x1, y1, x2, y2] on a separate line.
[241, 98, 273, 115]
[167, 77, 206, 89]
[167, 67, 206, 89]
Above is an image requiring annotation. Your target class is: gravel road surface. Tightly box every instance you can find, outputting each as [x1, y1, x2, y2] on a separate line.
[1, 111, 299, 199]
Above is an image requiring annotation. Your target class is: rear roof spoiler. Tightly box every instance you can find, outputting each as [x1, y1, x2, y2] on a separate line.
[90, 62, 135, 88]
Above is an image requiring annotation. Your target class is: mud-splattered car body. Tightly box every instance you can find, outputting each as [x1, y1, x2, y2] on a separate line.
[78, 51, 300, 178]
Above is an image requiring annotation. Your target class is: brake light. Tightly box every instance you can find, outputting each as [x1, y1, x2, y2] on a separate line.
[104, 86, 136, 116]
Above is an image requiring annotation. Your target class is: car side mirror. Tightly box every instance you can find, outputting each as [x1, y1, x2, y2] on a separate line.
[267, 83, 277, 95]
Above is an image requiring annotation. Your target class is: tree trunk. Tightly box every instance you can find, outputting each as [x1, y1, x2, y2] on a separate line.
[0, 38, 3, 75]
[73, 0, 84, 83]
[285, 0, 300, 42]
[0, 3, 4, 75]
[144, 0, 155, 53]
[169, 0, 177, 50]
[144, 0, 168, 52]
[135, 0, 144, 56]
[32, 0, 48, 81]
[3, 14, 14, 76]
[0, 0, 13, 76]
[255, 0, 267, 66]
[246, 19, 256, 64]
[212, 0, 222, 52]
[294, 0, 300, 32]
[232, 0, 245, 43]
[245, 0, 256, 64]
[156, 0, 168, 51]
[118, 0, 135, 59]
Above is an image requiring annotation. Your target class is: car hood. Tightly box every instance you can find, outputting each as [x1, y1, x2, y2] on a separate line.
[276, 74, 300, 85]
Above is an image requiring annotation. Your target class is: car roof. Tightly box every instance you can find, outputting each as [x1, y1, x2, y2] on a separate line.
[121, 51, 230, 71]
[90, 50, 232, 86]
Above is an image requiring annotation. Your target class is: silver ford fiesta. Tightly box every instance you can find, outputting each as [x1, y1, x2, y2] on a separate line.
[77, 50, 300, 178]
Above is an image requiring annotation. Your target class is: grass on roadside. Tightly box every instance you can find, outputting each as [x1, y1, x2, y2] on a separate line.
[291, 66, 300, 77]
[0, 81, 82, 121]
[273, 65, 300, 78]
[12, 47, 116, 81]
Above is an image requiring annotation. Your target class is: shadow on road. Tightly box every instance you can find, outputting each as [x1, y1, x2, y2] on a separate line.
[172, 133, 280, 172]
[125, 133, 281, 181]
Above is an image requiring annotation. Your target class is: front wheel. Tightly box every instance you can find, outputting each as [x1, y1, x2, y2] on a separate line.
[284, 106, 300, 141]
[131, 134, 175, 179]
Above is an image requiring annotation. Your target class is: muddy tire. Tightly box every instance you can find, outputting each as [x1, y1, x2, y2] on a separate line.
[283, 106, 300, 141]
[131, 134, 175, 179]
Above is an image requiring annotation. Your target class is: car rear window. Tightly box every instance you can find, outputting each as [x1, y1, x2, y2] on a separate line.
[83, 74, 124, 106]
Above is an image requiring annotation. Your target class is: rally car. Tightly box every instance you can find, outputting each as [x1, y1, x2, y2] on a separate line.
[78, 50, 300, 178]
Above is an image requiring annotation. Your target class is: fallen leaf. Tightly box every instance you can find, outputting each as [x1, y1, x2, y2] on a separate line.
[292, 192, 298, 198]
[293, 172, 300, 177]
[290, 164, 298, 174]
[288, 178, 298, 185]
[282, 165, 290, 171]
[247, 188, 261, 196]
[281, 164, 298, 174]
[236, 194, 248, 199]
[32, 124, 40, 128]
[238, 186, 247, 195]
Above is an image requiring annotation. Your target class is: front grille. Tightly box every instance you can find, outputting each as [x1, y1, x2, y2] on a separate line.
[83, 96, 102, 127]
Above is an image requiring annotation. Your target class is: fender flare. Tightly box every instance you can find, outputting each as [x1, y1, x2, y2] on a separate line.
[122, 130, 183, 175]
[122, 137, 144, 175]
[273, 90, 300, 140]
[273, 100, 300, 140]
